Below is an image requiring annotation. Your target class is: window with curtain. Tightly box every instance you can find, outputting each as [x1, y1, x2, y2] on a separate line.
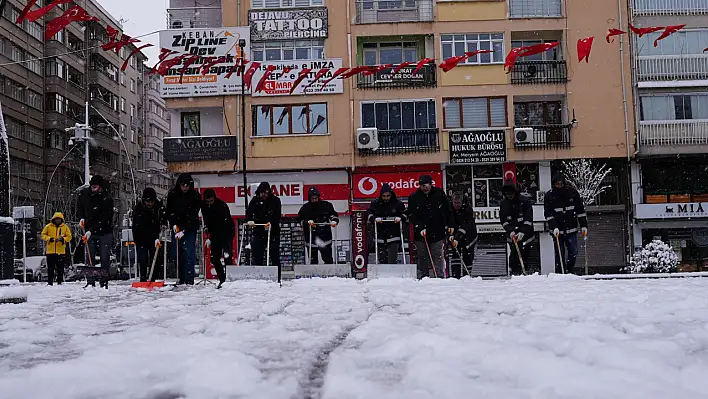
[443, 97, 507, 129]
[362, 42, 418, 65]
[514, 101, 563, 126]
[640, 94, 708, 121]
[361, 100, 436, 130]
[637, 29, 708, 56]
[252, 40, 325, 62]
[440, 33, 505, 64]
[254, 103, 328, 136]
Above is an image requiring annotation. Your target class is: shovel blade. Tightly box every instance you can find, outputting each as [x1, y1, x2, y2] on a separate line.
[131, 281, 166, 290]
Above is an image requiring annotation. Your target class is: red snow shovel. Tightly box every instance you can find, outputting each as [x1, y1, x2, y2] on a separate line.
[132, 241, 164, 290]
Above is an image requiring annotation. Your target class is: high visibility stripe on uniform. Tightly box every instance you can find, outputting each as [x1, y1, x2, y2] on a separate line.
[554, 208, 563, 212]
[565, 205, 575, 211]
[502, 222, 509, 227]
[466, 236, 479, 249]
[565, 227, 578, 234]
[546, 216, 555, 221]
[309, 240, 332, 248]
[458, 228, 466, 235]
[524, 221, 533, 226]
[577, 213, 587, 218]
[517, 217, 524, 222]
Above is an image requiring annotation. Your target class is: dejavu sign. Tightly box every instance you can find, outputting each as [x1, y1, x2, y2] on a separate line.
[248, 8, 328, 41]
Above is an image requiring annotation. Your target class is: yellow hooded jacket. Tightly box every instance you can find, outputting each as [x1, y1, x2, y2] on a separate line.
[41, 212, 73, 255]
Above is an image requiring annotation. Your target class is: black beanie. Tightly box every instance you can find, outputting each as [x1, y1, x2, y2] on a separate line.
[90, 175, 104, 187]
[419, 175, 433, 185]
[142, 187, 157, 201]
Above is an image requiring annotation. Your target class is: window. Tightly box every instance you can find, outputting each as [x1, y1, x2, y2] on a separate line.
[254, 103, 328, 136]
[1, 76, 24, 103]
[10, 44, 24, 63]
[120, 124, 127, 136]
[26, 58, 41, 76]
[640, 94, 708, 121]
[45, 59, 65, 78]
[120, 47, 127, 59]
[130, 79, 136, 92]
[441, 33, 504, 64]
[472, 165, 504, 208]
[252, 40, 325, 62]
[130, 54, 137, 69]
[27, 90, 42, 110]
[120, 98, 126, 112]
[514, 102, 563, 126]
[362, 42, 418, 65]
[50, 29, 64, 43]
[637, 29, 708, 56]
[509, 0, 562, 18]
[443, 97, 507, 129]
[361, 100, 436, 130]
[120, 72, 126, 86]
[48, 130, 65, 150]
[130, 104, 136, 119]
[181, 112, 201, 136]
[68, 67, 83, 87]
[252, 0, 323, 7]
[5, 117, 42, 146]
[130, 128, 136, 143]
[510, 40, 561, 61]
[46, 93, 67, 114]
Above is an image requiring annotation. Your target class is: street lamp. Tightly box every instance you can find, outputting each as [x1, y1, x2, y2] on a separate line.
[239, 38, 248, 208]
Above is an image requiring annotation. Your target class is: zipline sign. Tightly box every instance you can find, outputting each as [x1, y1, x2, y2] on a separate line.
[159, 27, 250, 98]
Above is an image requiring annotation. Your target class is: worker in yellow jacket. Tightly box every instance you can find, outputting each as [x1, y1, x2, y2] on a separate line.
[41, 212, 73, 285]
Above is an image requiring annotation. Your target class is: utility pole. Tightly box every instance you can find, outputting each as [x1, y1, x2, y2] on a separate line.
[239, 39, 248, 209]
[66, 102, 92, 185]
[0, 100, 14, 280]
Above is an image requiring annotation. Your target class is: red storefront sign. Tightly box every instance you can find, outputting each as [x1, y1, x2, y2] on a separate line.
[353, 170, 443, 200]
[351, 211, 367, 277]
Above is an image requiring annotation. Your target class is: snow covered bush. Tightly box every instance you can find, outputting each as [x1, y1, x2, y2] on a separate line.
[626, 240, 678, 274]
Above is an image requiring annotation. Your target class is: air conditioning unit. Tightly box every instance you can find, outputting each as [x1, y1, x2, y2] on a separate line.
[514, 127, 541, 145]
[356, 128, 380, 150]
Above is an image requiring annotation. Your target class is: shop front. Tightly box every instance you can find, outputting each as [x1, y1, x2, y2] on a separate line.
[350, 164, 443, 278]
[194, 170, 351, 279]
[635, 202, 708, 272]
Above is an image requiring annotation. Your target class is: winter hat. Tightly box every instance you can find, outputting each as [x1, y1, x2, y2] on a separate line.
[308, 186, 321, 200]
[142, 187, 157, 201]
[501, 179, 519, 196]
[552, 173, 566, 184]
[379, 183, 393, 195]
[419, 175, 433, 185]
[90, 175, 104, 187]
[256, 182, 272, 195]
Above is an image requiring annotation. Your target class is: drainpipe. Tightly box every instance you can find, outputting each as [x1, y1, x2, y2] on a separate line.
[617, 0, 634, 262]
[347, 0, 355, 175]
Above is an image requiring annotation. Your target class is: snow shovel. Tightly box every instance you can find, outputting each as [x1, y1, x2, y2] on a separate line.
[132, 242, 164, 290]
[554, 232, 566, 274]
[423, 234, 438, 278]
[451, 239, 473, 277]
[512, 236, 527, 276]
[584, 234, 589, 276]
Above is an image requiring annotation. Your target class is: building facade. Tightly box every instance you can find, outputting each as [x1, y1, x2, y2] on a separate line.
[628, 0, 708, 272]
[163, 0, 636, 276]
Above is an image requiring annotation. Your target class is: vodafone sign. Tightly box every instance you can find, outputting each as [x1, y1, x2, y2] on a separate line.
[353, 171, 443, 200]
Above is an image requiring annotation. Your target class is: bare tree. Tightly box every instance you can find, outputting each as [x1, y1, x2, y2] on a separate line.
[561, 159, 612, 206]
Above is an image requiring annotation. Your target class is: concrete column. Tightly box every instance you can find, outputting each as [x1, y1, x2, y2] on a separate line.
[538, 161, 554, 274]
[630, 160, 643, 250]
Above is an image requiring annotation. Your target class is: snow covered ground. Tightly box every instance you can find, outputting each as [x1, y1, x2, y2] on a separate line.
[1, 275, 708, 399]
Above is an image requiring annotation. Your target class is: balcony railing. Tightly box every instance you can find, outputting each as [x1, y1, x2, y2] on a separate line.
[639, 120, 708, 147]
[636, 55, 708, 82]
[358, 128, 439, 155]
[510, 60, 568, 84]
[631, 0, 708, 16]
[509, 0, 563, 18]
[513, 124, 572, 150]
[357, 63, 436, 89]
[355, 0, 434, 24]
[167, 7, 222, 29]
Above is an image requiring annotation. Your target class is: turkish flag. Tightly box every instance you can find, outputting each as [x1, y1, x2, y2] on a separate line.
[15, 0, 38, 24]
[361, 64, 393, 76]
[577, 37, 594, 63]
[149, 48, 178, 75]
[121, 44, 153, 71]
[25, 0, 71, 22]
[179, 55, 200, 83]
[654, 25, 685, 47]
[503, 163, 517, 184]
[391, 62, 413, 75]
[45, 6, 98, 40]
[289, 68, 312, 94]
[319, 67, 348, 91]
[605, 28, 626, 43]
[302, 68, 330, 91]
[412, 58, 435, 75]
[255, 64, 277, 93]
[628, 23, 664, 37]
[338, 66, 367, 79]
[243, 62, 261, 89]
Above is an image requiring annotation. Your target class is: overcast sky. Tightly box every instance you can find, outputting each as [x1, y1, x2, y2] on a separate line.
[101, 0, 167, 65]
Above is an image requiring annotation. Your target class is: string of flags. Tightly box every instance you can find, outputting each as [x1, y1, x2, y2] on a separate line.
[11, 0, 708, 95]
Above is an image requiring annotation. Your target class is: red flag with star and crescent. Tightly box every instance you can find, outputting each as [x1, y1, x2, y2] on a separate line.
[45, 6, 98, 40]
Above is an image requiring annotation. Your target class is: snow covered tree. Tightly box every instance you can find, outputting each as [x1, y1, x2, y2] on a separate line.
[561, 159, 612, 206]
[626, 240, 678, 274]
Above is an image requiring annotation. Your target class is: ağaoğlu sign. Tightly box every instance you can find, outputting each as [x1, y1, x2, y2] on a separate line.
[248, 8, 328, 41]
[163, 136, 238, 162]
[159, 27, 250, 98]
[449, 129, 507, 164]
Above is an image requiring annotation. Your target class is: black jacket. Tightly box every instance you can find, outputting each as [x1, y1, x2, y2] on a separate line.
[452, 203, 479, 251]
[77, 186, 114, 235]
[246, 182, 282, 238]
[499, 180, 534, 245]
[544, 186, 588, 235]
[407, 186, 452, 243]
[367, 183, 407, 244]
[166, 173, 201, 232]
[296, 187, 339, 244]
[201, 197, 234, 244]
[132, 201, 165, 247]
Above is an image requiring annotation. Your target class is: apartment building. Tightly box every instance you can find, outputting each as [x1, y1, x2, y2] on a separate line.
[628, 0, 708, 271]
[163, 0, 635, 275]
[142, 73, 170, 198]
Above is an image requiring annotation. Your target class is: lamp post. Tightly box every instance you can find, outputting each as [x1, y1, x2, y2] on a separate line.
[239, 38, 248, 209]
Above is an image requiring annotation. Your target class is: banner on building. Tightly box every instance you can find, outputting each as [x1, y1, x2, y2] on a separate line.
[448, 129, 507, 164]
[235, 182, 304, 206]
[163, 136, 238, 162]
[353, 170, 443, 200]
[351, 211, 367, 278]
[249, 8, 328, 41]
[252, 59, 344, 96]
[159, 27, 250, 98]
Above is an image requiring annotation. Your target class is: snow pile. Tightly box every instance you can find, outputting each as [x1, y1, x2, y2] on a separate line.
[1, 278, 708, 398]
[627, 239, 679, 274]
[0, 216, 13, 224]
[0, 283, 27, 304]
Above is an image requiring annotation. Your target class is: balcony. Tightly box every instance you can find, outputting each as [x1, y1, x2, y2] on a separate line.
[639, 120, 708, 149]
[355, 0, 434, 24]
[167, 7, 222, 29]
[357, 63, 436, 89]
[513, 124, 572, 150]
[358, 128, 439, 155]
[636, 55, 708, 83]
[509, 0, 563, 18]
[631, 0, 708, 16]
[511, 60, 568, 84]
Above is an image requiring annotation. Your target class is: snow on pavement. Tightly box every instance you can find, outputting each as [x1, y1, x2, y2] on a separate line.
[0, 276, 707, 399]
